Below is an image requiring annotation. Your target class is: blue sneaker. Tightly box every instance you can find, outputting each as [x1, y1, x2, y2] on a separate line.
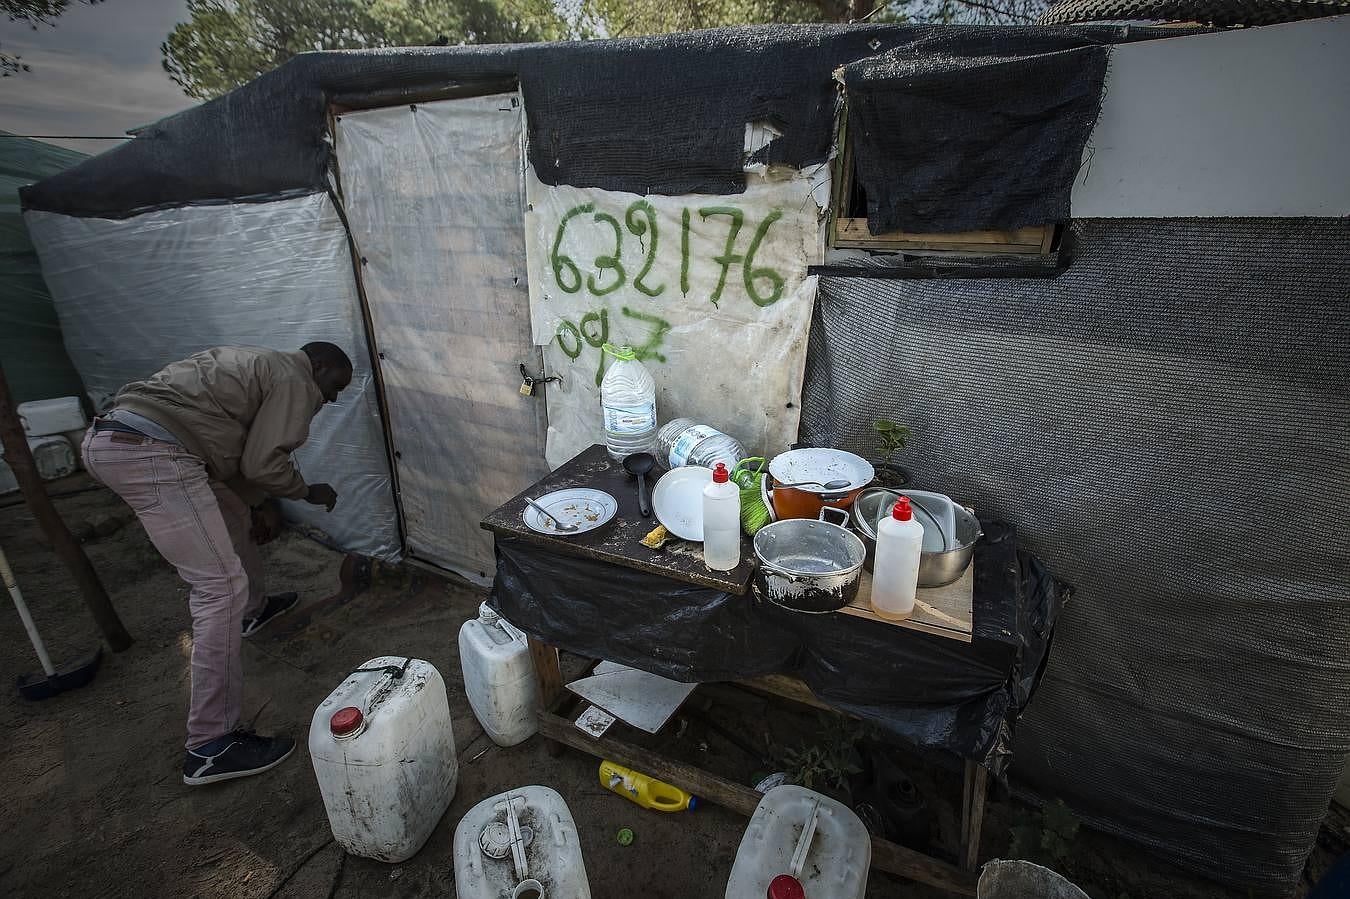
[183, 729, 295, 786]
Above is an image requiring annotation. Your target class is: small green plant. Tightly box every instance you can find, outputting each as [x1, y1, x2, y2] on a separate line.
[768, 716, 869, 797]
[1009, 799, 1080, 866]
[872, 419, 911, 467]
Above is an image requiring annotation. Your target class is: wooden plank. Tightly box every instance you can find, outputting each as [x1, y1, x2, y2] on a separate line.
[837, 567, 974, 642]
[537, 710, 978, 896]
[529, 638, 563, 707]
[834, 217, 1053, 255]
[738, 674, 833, 713]
[481, 445, 756, 595]
[963, 764, 990, 870]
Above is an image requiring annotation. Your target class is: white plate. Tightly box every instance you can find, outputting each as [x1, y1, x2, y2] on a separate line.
[652, 466, 713, 541]
[769, 448, 874, 493]
[522, 488, 617, 536]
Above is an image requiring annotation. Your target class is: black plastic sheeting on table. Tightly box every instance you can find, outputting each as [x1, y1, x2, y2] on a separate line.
[23, 24, 1175, 233]
[489, 518, 1066, 778]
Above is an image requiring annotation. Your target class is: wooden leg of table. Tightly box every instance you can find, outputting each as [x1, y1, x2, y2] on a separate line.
[529, 638, 565, 757]
[961, 760, 974, 861]
[962, 763, 989, 871]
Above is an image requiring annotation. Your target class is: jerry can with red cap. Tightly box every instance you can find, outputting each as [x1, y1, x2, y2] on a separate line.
[309, 656, 458, 862]
[725, 785, 870, 899]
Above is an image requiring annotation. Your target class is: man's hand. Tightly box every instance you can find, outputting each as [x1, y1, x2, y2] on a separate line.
[305, 483, 338, 512]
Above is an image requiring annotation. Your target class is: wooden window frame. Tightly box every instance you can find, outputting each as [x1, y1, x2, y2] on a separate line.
[830, 106, 1058, 257]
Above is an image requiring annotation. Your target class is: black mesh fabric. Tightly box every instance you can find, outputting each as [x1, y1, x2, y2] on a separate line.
[23, 24, 1163, 220]
[841, 31, 1111, 233]
[799, 217, 1350, 890]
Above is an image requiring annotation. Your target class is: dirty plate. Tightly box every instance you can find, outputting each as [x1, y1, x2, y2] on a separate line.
[653, 466, 713, 541]
[522, 488, 617, 536]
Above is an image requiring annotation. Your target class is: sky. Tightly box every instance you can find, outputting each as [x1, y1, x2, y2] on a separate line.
[0, 0, 195, 156]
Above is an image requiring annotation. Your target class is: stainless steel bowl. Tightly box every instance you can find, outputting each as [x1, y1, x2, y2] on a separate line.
[852, 487, 983, 587]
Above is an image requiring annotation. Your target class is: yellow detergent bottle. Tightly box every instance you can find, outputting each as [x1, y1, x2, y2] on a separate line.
[599, 760, 699, 812]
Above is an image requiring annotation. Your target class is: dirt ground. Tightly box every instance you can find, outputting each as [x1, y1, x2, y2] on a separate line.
[0, 477, 1336, 898]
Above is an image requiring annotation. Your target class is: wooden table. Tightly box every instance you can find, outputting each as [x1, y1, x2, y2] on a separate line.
[483, 446, 988, 895]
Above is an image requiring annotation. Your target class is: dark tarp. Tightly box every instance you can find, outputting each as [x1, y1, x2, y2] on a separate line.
[840, 32, 1110, 234]
[0, 133, 86, 404]
[489, 519, 1066, 777]
[22, 24, 1166, 228]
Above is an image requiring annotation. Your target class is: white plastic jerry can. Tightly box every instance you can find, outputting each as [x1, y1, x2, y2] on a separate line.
[459, 602, 541, 747]
[725, 785, 871, 899]
[309, 656, 458, 862]
[454, 785, 592, 899]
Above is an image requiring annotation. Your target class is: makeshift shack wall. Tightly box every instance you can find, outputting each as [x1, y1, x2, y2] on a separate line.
[24, 193, 400, 560]
[0, 134, 87, 404]
[800, 217, 1350, 889]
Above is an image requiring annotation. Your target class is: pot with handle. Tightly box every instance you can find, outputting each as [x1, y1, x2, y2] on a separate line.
[766, 448, 875, 520]
[752, 507, 866, 613]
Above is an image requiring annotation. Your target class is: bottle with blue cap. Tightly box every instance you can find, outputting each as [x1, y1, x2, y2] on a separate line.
[599, 760, 699, 812]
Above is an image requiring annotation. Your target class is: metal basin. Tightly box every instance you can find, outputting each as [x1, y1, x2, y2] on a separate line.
[852, 488, 983, 587]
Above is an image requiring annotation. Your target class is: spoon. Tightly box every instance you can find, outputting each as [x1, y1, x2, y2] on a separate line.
[525, 497, 578, 532]
[622, 452, 656, 518]
[776, 478, 851, 491]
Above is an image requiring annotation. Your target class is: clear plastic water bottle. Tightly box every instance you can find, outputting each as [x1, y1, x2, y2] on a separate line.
[599, 344, 657, 461]
[657, 418, 746, 470]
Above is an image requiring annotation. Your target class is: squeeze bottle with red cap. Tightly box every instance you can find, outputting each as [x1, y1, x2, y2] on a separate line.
[871, 497, 924, 621]
[702, 461, 741, 571]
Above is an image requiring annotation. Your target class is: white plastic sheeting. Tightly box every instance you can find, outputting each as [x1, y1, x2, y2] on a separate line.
[25, 193, 401, 560]
[523, 167, 826, 469]
[335, 93, 548, 580]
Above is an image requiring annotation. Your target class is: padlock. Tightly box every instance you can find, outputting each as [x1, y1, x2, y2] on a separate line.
[519, 376, 536, 397]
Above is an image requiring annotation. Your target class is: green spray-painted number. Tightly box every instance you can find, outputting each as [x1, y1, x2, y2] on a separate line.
[625, 200, 665, 298]
[697, 206, 745, 307]
[680, 208, 691, 297]
[621, 306, 670, 364]
[552, 200, 787, 307]
[580, 308, 611, 385]
[551, 202, 594, 294]
[555, 319, 584, 359]
[587, 212, 626, 296]
[554, 306, 669, 387]
[743, 209, 785, 307]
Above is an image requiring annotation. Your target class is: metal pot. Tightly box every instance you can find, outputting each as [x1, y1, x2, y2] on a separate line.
[852, 488, 983, 587]
[752, 507, 866, 613]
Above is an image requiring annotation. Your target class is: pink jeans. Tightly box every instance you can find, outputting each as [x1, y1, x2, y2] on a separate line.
[83, 428, 266, 749]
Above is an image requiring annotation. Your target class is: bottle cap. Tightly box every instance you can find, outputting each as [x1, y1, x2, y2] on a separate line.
[768, 875, 805, 899]
[893, 497, 913, 521]
[688, 795, 700, 810]
[330, 706, 364, 736]
[712, 462, 729, 484]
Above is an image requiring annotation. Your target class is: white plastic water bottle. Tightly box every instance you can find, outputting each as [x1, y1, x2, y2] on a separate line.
[702, 462, 741, 571]
[871, 496, 924, 621]
[599, 344, 657, 461]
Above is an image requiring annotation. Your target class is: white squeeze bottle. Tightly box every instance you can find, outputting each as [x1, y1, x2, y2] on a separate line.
[599, 343, 658, 461]
[702, 462, 741, 572]
[871, 496, 925, 621]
